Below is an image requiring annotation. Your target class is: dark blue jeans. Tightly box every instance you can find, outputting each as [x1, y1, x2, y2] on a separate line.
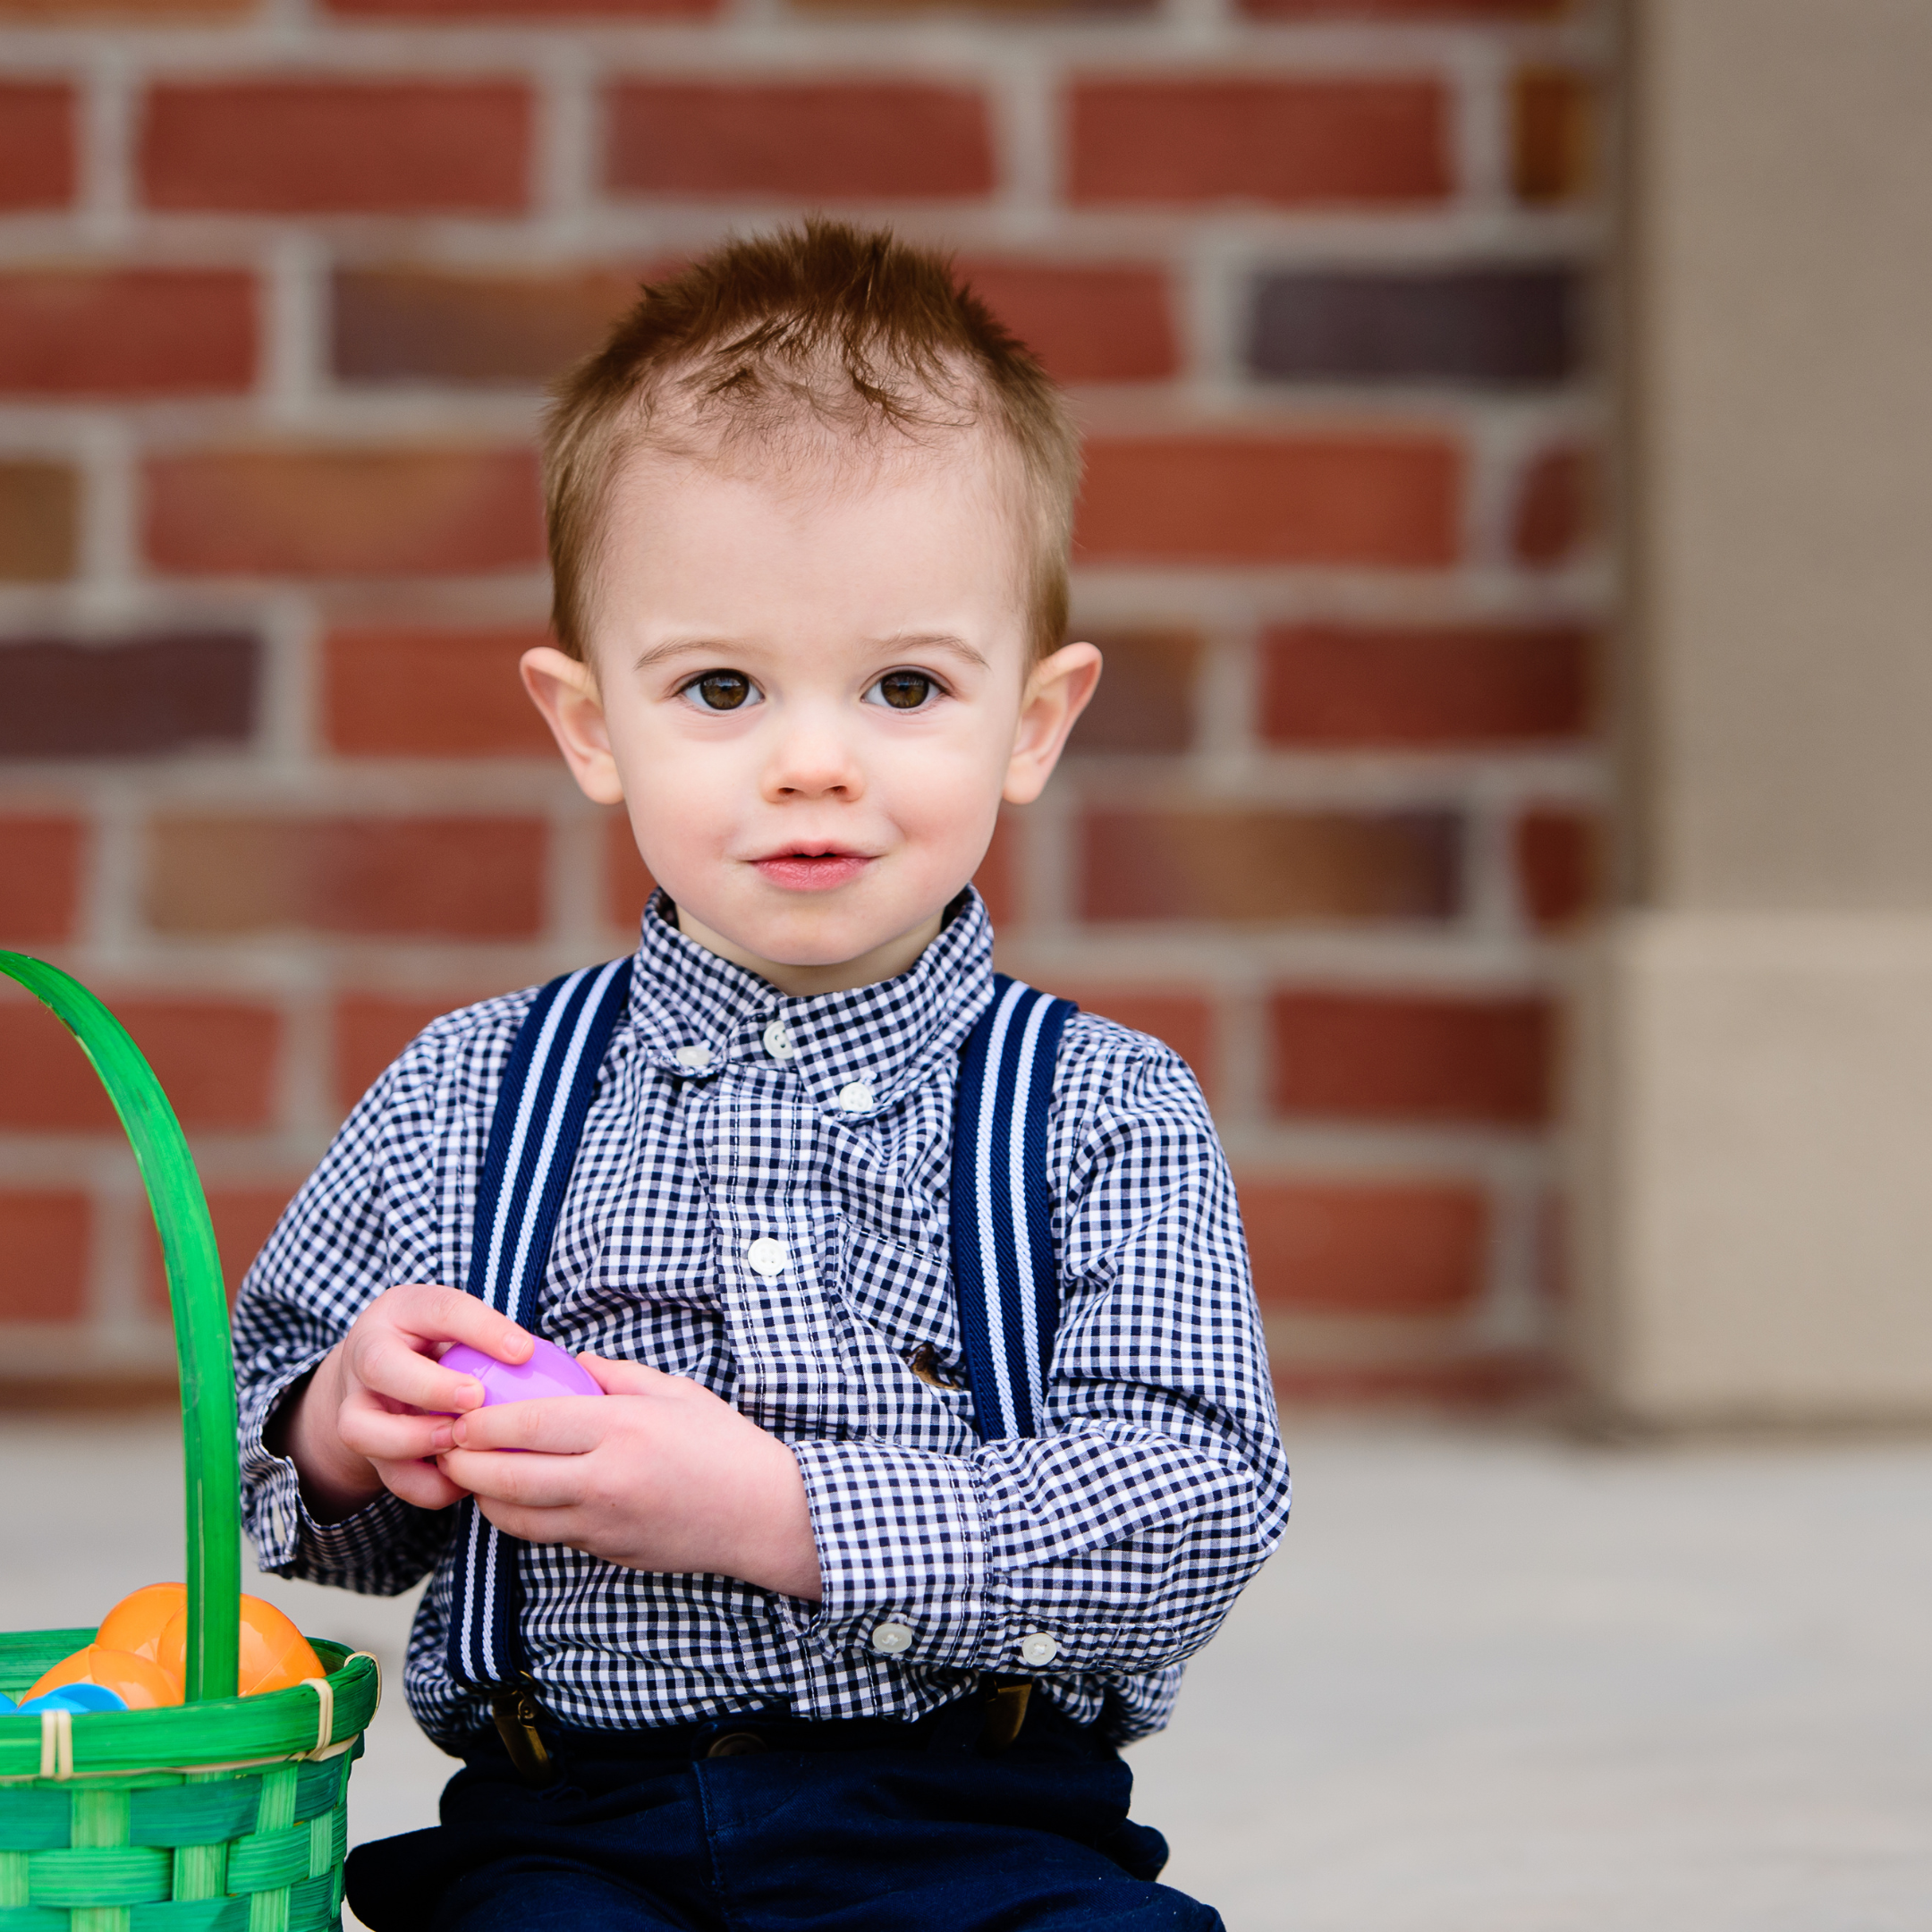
[345, 1691, 1221, 1931]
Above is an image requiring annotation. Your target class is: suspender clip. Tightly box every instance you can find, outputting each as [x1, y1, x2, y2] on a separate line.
[976, 1674, 1034, 1754]
[489, 1676, 558, 1786]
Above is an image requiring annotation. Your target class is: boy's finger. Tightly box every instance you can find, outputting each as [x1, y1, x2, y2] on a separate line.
[339, 1402, 456, 1465]
[437, 1445, 589, 1509]
[385, 1284, 535, 1364]
[473, 1499, 585, 1547]
[450, 1397, 608, 1455]
[411, 1290, 529, 1368]
[577, 1354, 666, 1398]
[374, 1456, 468, 1511]
[352, 1333, 488, 1416]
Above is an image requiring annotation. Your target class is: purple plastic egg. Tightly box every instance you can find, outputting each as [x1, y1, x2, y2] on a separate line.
[441, 1335, 604, 1411]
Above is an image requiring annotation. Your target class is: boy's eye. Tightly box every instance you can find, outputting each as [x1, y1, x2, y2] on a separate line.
[688, 671, 755, 711]
[870, 671, 936, 711]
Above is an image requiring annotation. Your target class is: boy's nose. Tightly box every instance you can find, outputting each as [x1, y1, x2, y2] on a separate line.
[763, 718, 865, 801]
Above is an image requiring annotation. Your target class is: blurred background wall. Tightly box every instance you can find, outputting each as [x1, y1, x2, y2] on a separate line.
[1580, 0, 1932, 1426]
[0, 0, 1605, 1403]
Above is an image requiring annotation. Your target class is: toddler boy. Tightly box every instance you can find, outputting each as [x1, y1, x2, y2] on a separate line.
[232, 220, 1289, 1931]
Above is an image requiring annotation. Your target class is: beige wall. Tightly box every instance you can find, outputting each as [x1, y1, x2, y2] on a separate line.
[1578, 917, 1932, 1420]
[1583, 0, 1932, 1421]
[1632, 0, 1932, 907]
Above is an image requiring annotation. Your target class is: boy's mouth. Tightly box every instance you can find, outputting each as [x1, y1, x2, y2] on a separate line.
[750, 848, 871, 892]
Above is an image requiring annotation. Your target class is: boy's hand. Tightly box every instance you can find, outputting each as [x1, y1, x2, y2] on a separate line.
[435, 1356, 824, 1602]
[273, 1284, 534, 1521]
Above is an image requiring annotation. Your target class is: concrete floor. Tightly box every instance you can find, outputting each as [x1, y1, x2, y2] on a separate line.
[2, 1416, 1927, 1929]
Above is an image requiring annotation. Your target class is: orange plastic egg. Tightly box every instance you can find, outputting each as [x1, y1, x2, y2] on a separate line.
[87, 1649, 184, 1710]
[96, 1582, 186, 1663]
[157, 1593, 323, 1699]
[23, 1646, 94, 1699]
[25, 1644, 182, 1710]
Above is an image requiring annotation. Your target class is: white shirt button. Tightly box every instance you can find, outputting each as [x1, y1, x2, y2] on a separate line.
[836, 1081, 873, 1113]
[763, 1021, 796, 1060]
[1017, 1631, 1059, 1667]
[870, 1621, 914, 1656]
[674, 1044, 713, 1071]
[746, 1238, 787, 1278]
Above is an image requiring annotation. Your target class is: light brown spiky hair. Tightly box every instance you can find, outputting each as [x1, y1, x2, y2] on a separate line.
[542, 220, 1082, 668]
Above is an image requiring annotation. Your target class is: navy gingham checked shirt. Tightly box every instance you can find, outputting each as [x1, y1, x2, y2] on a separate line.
[233, 889, 1290, 1750]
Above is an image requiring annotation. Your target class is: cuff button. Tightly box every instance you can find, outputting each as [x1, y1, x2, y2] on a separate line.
[1018, 1631, 1059, 1667]
[869, 1621, 914, 1656]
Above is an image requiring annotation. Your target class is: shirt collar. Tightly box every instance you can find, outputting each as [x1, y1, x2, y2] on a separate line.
[621, 887, 995, 1114]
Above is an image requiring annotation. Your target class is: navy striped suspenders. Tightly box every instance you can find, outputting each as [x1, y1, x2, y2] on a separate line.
[445, 958, 629, 1764]
[446, 960, 1072, 1766]
[949, 975, 1077, 1443]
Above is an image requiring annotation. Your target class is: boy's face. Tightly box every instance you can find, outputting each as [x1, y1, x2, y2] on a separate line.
[522, 437, 1099, 996]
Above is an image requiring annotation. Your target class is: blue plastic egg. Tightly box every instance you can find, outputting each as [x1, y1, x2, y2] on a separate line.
[18, 1684, 128, 1714]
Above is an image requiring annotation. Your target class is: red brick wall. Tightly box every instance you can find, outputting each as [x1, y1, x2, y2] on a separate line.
[0, 0, 1606, 1404]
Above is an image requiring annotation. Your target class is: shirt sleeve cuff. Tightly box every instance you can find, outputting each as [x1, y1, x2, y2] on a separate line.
[239, 1352, 446, 1592]
[779, 1439, 991, 1672]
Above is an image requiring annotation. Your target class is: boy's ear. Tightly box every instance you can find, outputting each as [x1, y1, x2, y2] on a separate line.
[1004, 642, 1102, 806]
[521, 646, 625, 806]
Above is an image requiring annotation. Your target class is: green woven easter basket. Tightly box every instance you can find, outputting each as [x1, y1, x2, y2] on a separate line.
[0, 953, 379, 1932]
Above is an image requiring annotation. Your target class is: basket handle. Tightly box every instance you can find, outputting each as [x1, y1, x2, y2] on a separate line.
[2, 953, 240, 1702]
